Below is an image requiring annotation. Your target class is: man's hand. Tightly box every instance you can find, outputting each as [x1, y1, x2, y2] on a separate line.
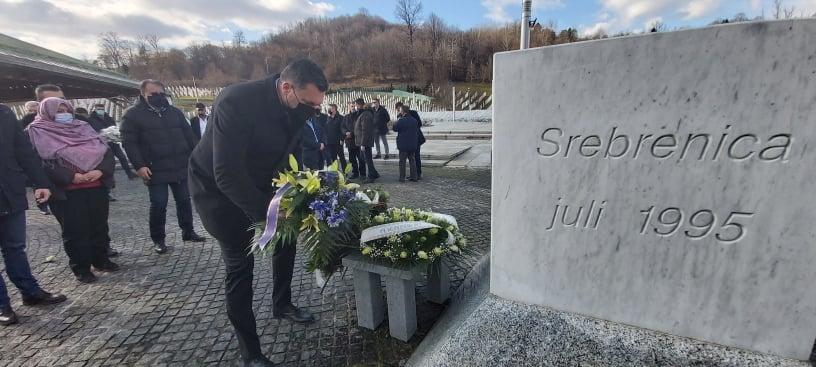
[72, 173, 85, 184]
[345, 132, 351, 138]
[34, 189, 51, 204]
[320, 143, 325, 151]
[137, 167, 152, 180]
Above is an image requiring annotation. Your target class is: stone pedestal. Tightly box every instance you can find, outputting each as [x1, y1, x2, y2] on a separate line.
[342, 252, 450, 342]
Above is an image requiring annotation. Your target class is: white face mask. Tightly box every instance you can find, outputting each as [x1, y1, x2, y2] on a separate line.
[54, 113, 74, 124]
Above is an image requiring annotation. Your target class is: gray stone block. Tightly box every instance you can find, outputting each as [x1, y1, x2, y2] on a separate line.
[385, 277, 417, 342]
[352, 270, 385, 330]
[342, 252, 424, 281]
[425, 261, 450, 304]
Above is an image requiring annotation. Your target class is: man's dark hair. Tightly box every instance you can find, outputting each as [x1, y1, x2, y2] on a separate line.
[354, 98, 365, 106]
[280, 59, 329, 92]
[399, 105, 411, 114]
[395, 101, 404, 108]
[75, 107, 88, 114]
[372, 98, 380, 103]
[94, 103, 105, 108]
[139, 79, 165, 93]
[328, 103, 338, 110]
[195, 103, 206, 109]
[35, 84, 62, 100]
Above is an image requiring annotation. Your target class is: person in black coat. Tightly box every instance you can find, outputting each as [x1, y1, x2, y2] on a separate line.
[189, 103, 208, 140]
[188, 59, 327, 367]
[342, 102, 364, 179]
[88, 103, 138, 180]
[121, 80, 205, 254]
[371, 98, 391, 159]
[301, 114, 325, 170]
[324, 104, 347, 170]
[19, 101, 39, 128]
[0, 103, 67, 325]
[395, 102, 426, 180]
[393, 105, 420, 182]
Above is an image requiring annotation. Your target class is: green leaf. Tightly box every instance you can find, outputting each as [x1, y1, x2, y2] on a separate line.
[344, 162, 352, 174]
[289, 154, 299, 172]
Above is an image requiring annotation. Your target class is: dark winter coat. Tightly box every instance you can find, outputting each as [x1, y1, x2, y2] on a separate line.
[353, 109, 376, 148]
[408, 109, 426, 145]
[190, 115, 208, 139]
[372, 106, 391, 135]
[87, 113, 115, 132]
[393, 115, 420, 152]
[301, 120, 325, 170]
[188, 74, 304, 226]
[121, 98, 197, 185]
[19, 113, 36, 128]
[342, 110, 358, 145]
[0, 105, 50, 214]
[325, 113, 345, 145]
[38, 150, 116, 201]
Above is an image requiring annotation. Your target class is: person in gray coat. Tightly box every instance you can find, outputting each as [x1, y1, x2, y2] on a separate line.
[353, 99, 379, 183]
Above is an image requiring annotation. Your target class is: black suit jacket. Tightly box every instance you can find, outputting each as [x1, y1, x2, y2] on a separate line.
[190, 115, 207, 139]
[189, 75, 303, 237]
[0, 105, 50, 214]
[300, 120, 325, 170]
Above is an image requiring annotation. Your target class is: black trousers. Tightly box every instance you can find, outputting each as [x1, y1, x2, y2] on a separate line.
[360, 146, 380, 179]
[147, 180, 194, 242]
[327, 144, 347, 171]
[415, 145, 423, 178]
[346, 143, 364, 176]
[398, 150, 417, 181]
[196, 198, 296, 360]
[109, 143, 135, 175]
[50, 187, 111, 275]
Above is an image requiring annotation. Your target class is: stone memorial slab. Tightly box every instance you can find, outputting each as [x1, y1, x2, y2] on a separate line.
[491, 19, 816, 360]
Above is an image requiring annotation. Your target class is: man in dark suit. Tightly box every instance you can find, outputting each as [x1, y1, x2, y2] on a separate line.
[395, 102, 426, 180]
[189, 103, 208, 140]
[342, 102, 363, 179]
[324, 104, 347, 170]
[0, 103, 67, 326]
[188, 59, 327, 367]
[87, 103, 138, 181]
[301, 113, 325, 170]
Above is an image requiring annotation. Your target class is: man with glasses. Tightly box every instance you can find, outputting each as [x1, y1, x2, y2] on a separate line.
[189, 59, 328, 367]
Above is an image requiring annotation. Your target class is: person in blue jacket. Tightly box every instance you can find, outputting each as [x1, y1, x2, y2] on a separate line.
[392, 104, 421, 182]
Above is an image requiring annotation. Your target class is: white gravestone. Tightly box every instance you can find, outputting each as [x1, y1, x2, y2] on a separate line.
[491, 19, 816, 360]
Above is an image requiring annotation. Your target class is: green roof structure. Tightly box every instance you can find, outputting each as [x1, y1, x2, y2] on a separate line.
[0, 33, 139, 102]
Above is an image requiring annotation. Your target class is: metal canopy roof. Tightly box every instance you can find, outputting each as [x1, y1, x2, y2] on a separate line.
[0, 33, 139, 102]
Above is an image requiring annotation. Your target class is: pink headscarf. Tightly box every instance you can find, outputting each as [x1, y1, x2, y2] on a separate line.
[27, 97, 108, 172]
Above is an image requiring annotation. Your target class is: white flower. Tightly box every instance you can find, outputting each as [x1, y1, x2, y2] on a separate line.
[433, 247, 443, 256]
[400, 251, 408, 259]
[362, 247, 372, 255]
[450, 245, 460, 252]
[383, 250, 392, 257]
[417, 251, 428, 259]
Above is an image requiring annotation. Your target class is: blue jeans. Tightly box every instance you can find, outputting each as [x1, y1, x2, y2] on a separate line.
[148, 180, 194, 242]
[0, 211, 42, 307]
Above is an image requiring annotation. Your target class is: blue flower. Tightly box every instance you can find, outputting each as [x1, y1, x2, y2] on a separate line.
[327, 209, 348, 228]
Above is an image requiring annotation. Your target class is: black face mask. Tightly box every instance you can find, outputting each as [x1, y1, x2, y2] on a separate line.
[147, 93, 169, 109]
[291, 103, 316, 124]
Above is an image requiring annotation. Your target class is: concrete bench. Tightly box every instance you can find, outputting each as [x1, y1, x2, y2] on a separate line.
[342, 252, 450, 341]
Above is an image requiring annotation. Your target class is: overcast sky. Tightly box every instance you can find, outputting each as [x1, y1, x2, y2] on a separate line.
[0, 0, 814, 60]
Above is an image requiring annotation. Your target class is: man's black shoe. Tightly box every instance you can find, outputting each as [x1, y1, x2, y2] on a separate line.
[373, 154, 381, 159]
[243, 356, 275, 367]
[273, 304, 315, 324]
[94, 261, 120, 273]
[182, 232, 206, 242]
[154, 241, 168, 254]
[107, 246, 119, 257]
[0, 306, 18, 326]
[22, 290, 67, 306]
[76, 273, 98, 284]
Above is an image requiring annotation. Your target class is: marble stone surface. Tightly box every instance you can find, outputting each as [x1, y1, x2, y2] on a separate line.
[414, 295, 808, 367]
[491, 19, 816, 360]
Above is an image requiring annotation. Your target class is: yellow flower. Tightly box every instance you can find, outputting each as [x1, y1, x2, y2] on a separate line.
[429, 228, 439, 235]
[433, 247, 443, 255]
[272, 171, 297, 187]
[362, 246, 372, 255]
[299, 214, 321, 232]
[288, 154, 299, 171]
[374, 215, 385, 224]
[400, 251, 408, 258]
[297, 171, 321, 194]
[345, 183, 360, 190]
[383, 250, 392, 257]
[417, 251, 428, 259]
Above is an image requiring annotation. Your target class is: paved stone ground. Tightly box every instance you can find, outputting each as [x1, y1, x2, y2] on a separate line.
[0, 165, 491, 367]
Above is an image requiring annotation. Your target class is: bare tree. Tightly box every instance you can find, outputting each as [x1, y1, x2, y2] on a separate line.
[773, 0, 796, 19]
[395, 0, 422, 47]
[232, 30, 246, 48]
[97, 32, 129, 71]
[144, 34, 162, 54]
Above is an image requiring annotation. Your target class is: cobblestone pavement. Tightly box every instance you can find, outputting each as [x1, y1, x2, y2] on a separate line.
[0, 165, 491, 367]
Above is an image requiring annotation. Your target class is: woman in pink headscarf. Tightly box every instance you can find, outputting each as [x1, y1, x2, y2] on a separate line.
[27, 97, 119, 283]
